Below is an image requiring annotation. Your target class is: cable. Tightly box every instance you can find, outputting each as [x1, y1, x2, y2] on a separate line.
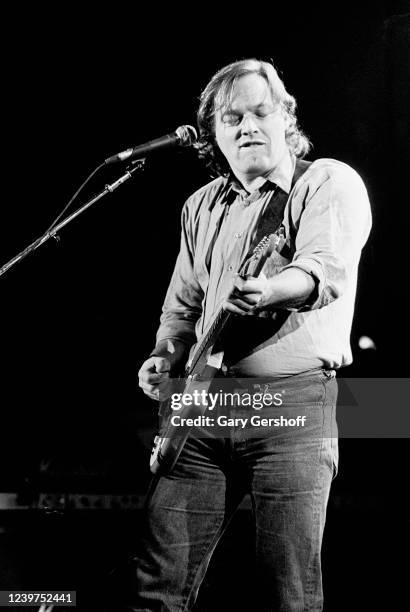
[42, 162, 105, 235]
[0, 162, 105, 276]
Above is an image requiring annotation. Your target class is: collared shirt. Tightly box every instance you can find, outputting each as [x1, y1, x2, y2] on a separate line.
[154, 155, 372, 376]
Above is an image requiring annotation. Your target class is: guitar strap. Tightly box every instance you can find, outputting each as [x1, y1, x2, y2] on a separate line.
[247, 158, 312, 256]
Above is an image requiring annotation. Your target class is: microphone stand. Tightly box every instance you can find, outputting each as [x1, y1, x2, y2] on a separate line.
[0, 159, 145, 277]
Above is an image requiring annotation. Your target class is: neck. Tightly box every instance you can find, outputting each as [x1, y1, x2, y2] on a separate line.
[238, 174, 269, 193]
[233, 150, 293, 194]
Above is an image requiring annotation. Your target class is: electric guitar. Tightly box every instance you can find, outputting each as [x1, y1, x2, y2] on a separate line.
[150, 230, 283, 475]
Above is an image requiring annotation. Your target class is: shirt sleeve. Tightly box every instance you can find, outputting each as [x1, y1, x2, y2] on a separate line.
[282, 162, 372, 310]
[154, 199, 204, 347]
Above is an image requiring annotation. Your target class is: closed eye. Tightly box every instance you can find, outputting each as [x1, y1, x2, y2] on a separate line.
[221, 113, 241, 126]
[221, 107, 277, 126]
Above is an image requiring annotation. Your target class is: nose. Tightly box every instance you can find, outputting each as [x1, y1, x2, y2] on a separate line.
[240, 113, 259, 135]
[241, 113, 259, 135]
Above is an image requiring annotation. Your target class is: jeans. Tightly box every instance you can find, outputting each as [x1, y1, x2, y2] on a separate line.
[129, 368, 338, 611]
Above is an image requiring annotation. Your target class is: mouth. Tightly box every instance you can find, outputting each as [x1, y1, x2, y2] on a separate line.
[239, 141, 266, 149]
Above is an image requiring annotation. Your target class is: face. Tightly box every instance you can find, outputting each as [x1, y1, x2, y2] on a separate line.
[214, 73, 289, 183]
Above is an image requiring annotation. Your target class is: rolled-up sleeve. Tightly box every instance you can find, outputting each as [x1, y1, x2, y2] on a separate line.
[283, 162, 372, 310]
[155, 200, 204, 347]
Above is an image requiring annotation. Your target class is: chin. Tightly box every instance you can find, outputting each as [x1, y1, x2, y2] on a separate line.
[243, 162, 270, 176]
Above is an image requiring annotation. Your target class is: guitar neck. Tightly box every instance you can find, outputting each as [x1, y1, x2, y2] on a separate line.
[186, 231, 280, 376]
[188, 234, 276, 373]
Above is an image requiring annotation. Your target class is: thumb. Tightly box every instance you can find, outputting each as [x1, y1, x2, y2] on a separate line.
[154, 356, 171, 373]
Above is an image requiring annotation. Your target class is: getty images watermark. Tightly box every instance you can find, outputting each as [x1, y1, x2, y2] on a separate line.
[168, 389, 307, 429]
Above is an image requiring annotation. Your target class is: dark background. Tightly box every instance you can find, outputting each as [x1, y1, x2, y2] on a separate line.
[0, 2, 409, 610]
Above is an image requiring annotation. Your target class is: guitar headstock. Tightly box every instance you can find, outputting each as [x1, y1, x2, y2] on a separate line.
[241, 228, 284, 277]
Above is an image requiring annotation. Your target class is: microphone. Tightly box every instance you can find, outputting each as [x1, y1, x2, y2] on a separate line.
[104, 125, 198, 165]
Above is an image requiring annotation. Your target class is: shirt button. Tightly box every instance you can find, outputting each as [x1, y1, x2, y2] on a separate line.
[227, 265, 234, 271]
[234, 232, 242, 239]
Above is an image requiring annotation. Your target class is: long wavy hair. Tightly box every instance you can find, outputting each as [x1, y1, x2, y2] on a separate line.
[196, 58, 312, 177]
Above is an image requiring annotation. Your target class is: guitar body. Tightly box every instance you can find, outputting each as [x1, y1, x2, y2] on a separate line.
[150, 369, 216, 474]
[150, 231, 283, 475]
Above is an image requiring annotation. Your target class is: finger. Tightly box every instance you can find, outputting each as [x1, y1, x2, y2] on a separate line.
[139, 377, 171, 394]
[251, 295, 263, 311]
[229, 289, 262, 307]
[143, 389, 159, 401]
[223, 300, 258, 316]
[137, 362, 157, 379]
[145, 371, 170, 384]
[139, 381, 162, 400]
[232, 275, 246, 292]
[138, 364, 170, 381]
[230, 290, 261, 305]
[233, 275, 263, 293]
[142, 383, 172, 402]
[139, 385, 159, 401]
[154, 357, 171, 373]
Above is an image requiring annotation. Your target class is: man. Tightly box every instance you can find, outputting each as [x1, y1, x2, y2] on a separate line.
[136, 58, 371, 611]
